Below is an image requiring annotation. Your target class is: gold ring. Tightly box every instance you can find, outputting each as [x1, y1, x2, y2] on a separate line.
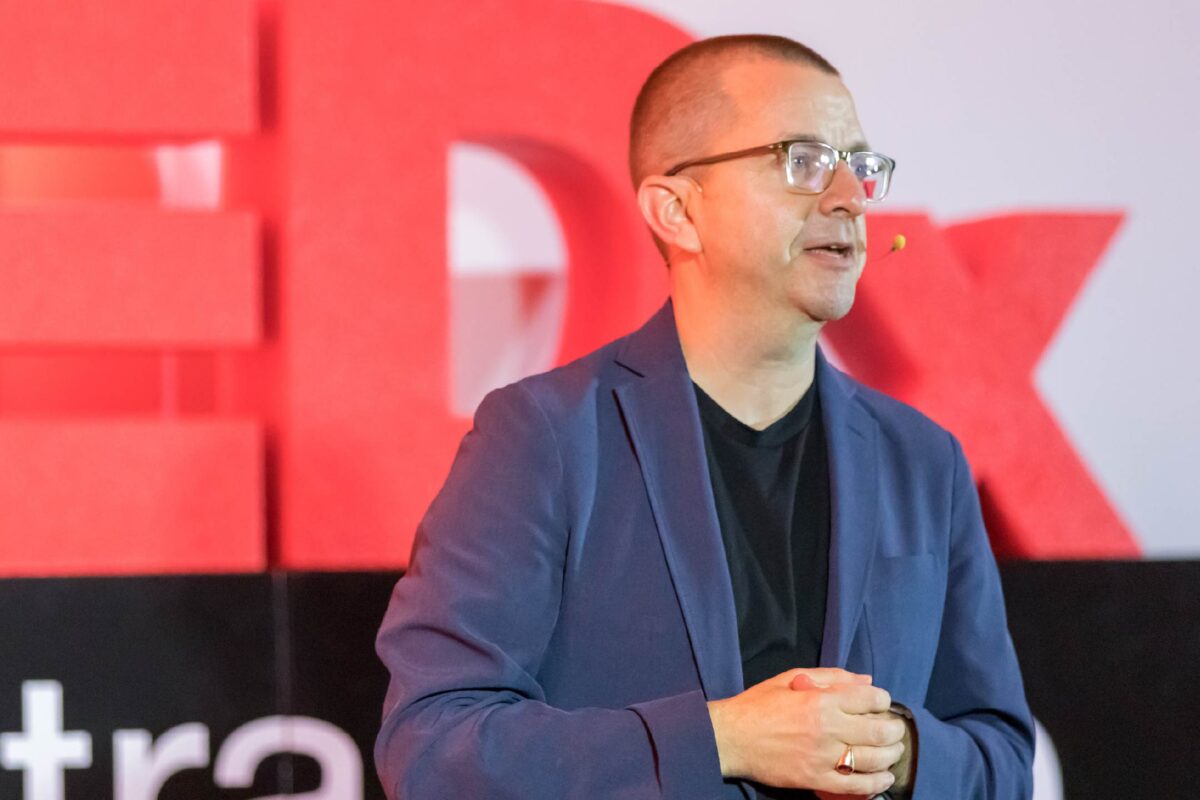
[835, 744, 856, 775]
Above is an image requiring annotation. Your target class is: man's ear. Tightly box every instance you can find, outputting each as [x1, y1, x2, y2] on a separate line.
[636, 175, 703, 255]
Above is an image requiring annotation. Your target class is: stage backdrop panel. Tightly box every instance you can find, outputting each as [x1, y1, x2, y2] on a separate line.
[1002, 560, 1200, 798]
[0, 575, 283, 798]
[1, 563, 1197, 798]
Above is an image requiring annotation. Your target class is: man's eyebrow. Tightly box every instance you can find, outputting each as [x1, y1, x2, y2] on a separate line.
[780, 133, 872, 151]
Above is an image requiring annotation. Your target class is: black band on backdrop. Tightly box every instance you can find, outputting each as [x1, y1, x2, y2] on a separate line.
[0, 563, 1195, 798]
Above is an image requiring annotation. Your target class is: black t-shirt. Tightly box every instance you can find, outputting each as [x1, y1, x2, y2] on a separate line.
[695, 377, 831, 800]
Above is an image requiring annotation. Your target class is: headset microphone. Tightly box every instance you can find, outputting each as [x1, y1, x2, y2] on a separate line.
[881, 233, 906, 260]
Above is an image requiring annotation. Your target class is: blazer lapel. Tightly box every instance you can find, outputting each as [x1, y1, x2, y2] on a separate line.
[609, 306, 882, 688]
[612, 303, 744, 701]
[816, 347, 882, 668]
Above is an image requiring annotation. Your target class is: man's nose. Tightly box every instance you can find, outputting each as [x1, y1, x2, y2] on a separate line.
[819, 160, 867, 218]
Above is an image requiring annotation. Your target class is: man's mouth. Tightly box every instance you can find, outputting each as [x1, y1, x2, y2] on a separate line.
[804, 243, 853, 256]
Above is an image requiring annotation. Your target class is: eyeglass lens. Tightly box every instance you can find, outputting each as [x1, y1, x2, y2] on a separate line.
[785, 142, 891, 201]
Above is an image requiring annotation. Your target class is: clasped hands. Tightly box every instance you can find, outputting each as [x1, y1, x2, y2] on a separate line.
[707, 667, 910, 798]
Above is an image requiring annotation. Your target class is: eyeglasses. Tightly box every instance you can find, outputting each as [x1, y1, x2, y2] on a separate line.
[664, 139, 896, 202]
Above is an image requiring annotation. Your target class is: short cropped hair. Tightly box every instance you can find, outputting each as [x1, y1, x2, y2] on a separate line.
[628, 34, 841, 189]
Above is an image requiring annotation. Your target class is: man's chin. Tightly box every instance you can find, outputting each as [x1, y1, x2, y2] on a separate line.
[797, 293, 856, 324]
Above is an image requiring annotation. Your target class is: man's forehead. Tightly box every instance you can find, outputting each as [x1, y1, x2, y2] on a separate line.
[716, 58, 865, 147]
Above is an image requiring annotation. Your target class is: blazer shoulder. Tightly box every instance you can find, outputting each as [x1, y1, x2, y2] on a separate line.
[489, 334, 632, 423]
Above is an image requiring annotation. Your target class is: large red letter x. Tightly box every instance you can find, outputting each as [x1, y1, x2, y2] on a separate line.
[827, 213, 1139, 559]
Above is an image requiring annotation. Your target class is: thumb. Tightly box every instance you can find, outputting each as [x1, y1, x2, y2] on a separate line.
[790, 673, 817, 691]
[788, 668, 873, 691]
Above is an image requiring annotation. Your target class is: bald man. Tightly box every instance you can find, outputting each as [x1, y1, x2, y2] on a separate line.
[376, 35, 1035, 800]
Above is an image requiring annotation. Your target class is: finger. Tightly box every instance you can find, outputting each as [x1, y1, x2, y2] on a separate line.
[859, 710, 901, 721]
[789, 673, 816, 691]
[787, 671, 859, 691]
[821, 768, 897, 798]
[783, 667, 872, 689]
[830, 741, 904, 774]
[838, 712, 907, 749]
[801, 671, 868, 690]
[834, 684, 892, 715]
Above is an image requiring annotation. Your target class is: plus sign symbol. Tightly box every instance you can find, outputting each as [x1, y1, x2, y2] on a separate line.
[0, 681, 92, 800]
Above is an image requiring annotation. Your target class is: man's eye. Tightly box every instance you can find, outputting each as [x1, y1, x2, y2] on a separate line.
[855, 155, 883, 176]
[792, 152, 824, 170]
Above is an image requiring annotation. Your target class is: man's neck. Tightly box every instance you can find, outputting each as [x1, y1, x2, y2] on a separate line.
[674, 293, 822, 431]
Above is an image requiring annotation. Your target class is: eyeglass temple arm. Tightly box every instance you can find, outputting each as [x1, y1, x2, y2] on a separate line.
[663, 142, 786, 176]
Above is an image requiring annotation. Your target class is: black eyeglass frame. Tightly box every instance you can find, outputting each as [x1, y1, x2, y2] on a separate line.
[663, 139, 896, 202]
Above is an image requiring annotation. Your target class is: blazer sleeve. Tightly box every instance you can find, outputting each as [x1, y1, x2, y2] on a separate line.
[374, 383, 725, 800]
[907, 433, 1036, 799]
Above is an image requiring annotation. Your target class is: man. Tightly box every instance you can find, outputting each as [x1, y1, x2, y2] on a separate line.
[376, 34, 1034, 799]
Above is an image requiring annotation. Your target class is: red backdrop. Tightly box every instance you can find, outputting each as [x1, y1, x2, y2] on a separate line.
[0, 0, 1136, 576]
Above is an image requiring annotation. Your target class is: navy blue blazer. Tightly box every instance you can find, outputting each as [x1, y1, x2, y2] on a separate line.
[376, 302, 1034, 799]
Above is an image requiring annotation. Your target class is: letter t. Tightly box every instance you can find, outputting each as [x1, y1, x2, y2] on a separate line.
[0, 681, 92, 800]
